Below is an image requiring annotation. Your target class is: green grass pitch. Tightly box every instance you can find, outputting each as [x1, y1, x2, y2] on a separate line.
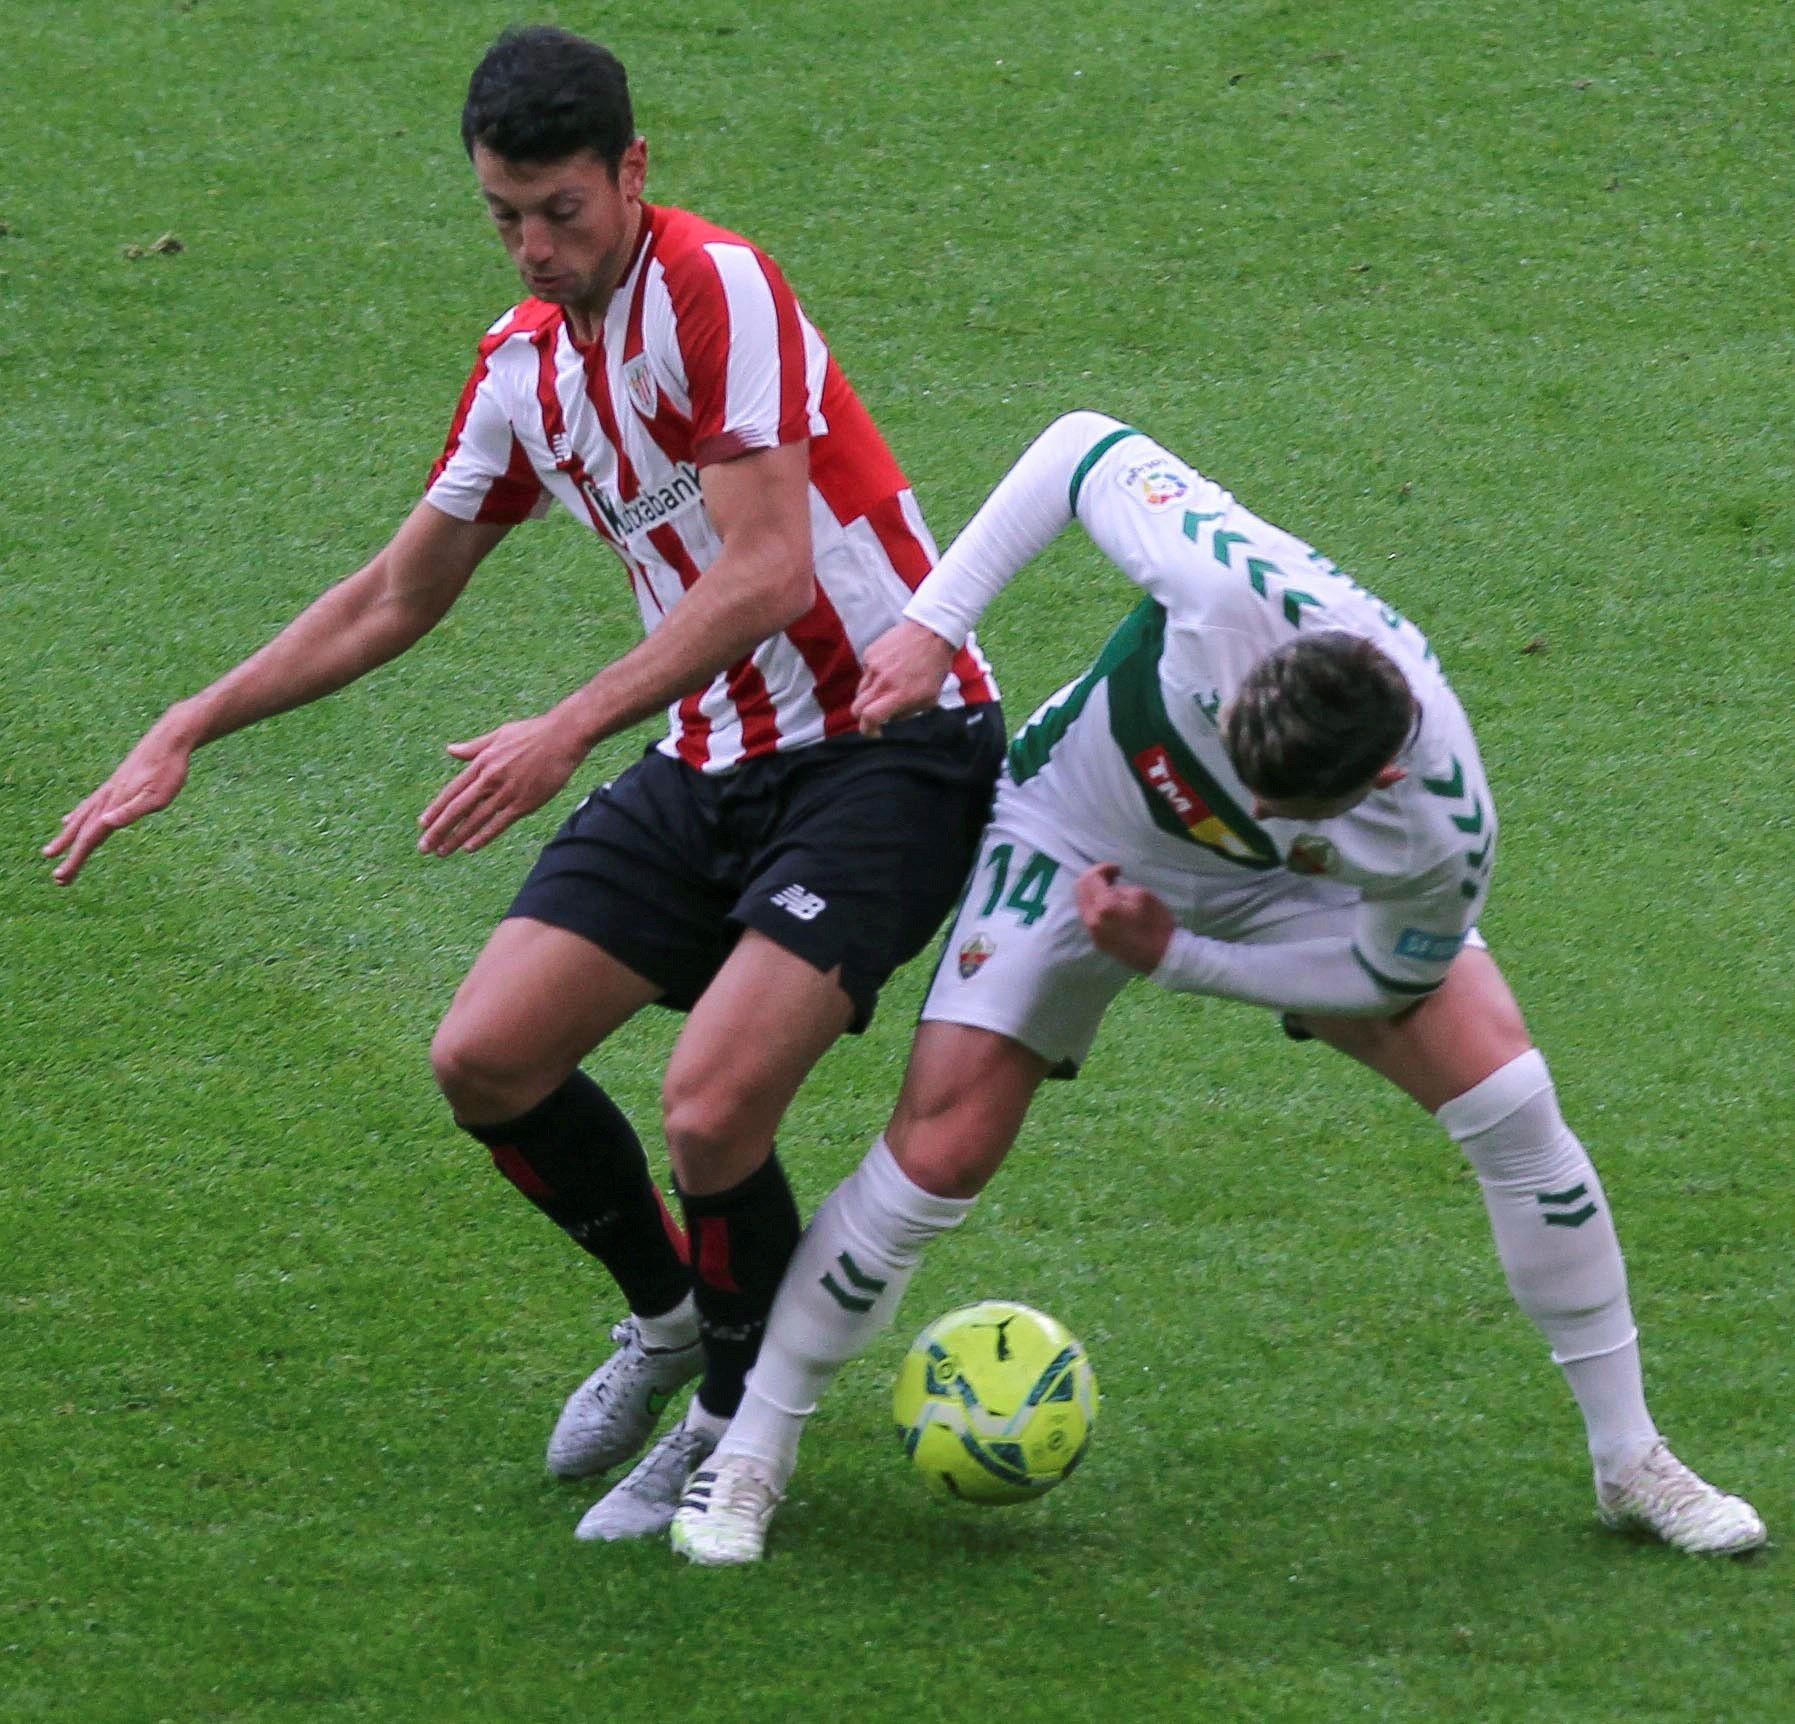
[4, 2, 1791, 1718]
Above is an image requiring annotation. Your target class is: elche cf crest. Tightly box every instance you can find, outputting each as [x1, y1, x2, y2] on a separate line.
[1285, 834, 1340, 877]
[958, 933, 996, 979]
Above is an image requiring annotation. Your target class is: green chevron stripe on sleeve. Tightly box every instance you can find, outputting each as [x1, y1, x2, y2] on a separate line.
[1067, 427, 1138, 515]
[1421, 758, 1465, 799]
[1210, 528, 1249, 567]
[1350, 945, 1446, 996]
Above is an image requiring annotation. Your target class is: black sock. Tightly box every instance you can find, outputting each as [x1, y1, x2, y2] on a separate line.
[463, 1072, 691, 1320]
[676, 1153, 802, 1420]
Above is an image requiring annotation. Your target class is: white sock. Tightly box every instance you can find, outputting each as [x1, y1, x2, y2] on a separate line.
[717, 1137, 975, 1482]
[1436, 1049, 1658, 1479]
[680, 1397, 728, 1444]
[636, 1290, 698, 1350]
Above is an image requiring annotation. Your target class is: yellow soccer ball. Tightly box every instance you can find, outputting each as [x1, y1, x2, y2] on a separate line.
[892, 1300, 1098, 1505]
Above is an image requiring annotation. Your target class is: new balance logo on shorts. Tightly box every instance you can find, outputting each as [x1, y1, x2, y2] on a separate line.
[770, 884, 828, 922]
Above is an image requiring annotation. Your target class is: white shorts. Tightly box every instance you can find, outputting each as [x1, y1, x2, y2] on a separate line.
[920, 815, 1474, 1074]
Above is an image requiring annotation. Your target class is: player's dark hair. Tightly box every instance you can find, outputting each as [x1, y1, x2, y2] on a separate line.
[1223, 631, 1415, 802]
[462, 26, 634, 172]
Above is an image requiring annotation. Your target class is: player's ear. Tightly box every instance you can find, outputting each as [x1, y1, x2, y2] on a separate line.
[1372, 765, 1407, 789]
[619, 136, 648, 198]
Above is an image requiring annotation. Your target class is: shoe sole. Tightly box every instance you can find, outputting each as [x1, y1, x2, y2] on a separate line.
[670, 1525, 763, 1567]
[1598, 1510, 1768, 1556]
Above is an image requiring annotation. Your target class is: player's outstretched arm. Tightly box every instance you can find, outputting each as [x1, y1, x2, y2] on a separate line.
[899, 410, 1125, 644]
[417, 442, 815, 857]
[44, 502, 509, 884]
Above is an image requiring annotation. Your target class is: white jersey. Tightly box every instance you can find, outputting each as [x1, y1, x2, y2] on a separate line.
[906, 414, 1495, 1001]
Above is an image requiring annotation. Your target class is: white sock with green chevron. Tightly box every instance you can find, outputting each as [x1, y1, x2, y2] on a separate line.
[713, 1136, 975, 1483]
[1436, 1049, 1659, 1478]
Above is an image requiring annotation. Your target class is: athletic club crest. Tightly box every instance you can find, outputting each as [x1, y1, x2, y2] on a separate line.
[622, 353, 658, 418]
[958, 934, 996, 979]
[1286, 834, 1340, 877]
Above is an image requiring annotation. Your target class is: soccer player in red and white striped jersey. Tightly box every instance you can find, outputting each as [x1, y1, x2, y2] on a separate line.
[426, 201, 992, 773]
[46, 25, 1002, 1543]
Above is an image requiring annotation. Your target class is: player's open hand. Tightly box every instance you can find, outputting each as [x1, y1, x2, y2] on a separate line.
[1076, 863, 1175, 974]
[418, 712, 587, 857]
[43, 729, 194, 885]
[853, 619, 957, 736]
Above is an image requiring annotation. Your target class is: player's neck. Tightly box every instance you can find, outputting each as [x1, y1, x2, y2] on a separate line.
[565, 204, 645, 345]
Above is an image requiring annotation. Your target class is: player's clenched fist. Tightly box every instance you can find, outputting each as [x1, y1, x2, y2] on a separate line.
[1075, 862, 1175, 974]
[853, 619, 957, 736]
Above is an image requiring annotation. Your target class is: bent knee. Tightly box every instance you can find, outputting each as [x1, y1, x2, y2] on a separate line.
[660, 1069, 772, 1169]
[430, 1016, 564, 1124]
[886, 1098, 1019, 1201]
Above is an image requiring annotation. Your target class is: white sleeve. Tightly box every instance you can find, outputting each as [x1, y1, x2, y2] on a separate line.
[902, 411, 1131, 647]
[1148, 929, 1431, 1016]
[1148, 849, 1478, 1016]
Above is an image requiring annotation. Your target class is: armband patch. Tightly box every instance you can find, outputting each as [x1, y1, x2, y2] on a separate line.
[1117, 456, 1190, 512]
[1395, 928, 1466, 963]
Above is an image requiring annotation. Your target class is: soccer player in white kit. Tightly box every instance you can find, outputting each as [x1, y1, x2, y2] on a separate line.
[670, 410, 1767, 1564]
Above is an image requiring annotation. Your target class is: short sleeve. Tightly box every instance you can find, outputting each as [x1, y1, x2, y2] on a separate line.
[425, 351, 548, 525]
[658, 241, 812, 466]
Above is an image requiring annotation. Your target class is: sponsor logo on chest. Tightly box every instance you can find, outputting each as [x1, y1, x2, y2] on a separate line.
[1131, 744, 1259, 862]
[580, 460, 704, 543]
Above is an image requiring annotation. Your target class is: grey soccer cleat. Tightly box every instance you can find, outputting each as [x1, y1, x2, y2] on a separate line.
[575, 1421, 718, 1542]
[545, 1317, 703, 1480]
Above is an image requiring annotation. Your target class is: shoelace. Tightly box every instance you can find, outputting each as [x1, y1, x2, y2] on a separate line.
[630, 1428, 712, 1495]
[711, 1461, 781, 1514]
[1630, 1450, 1718, 1522]
[581, 1320, 646, 1413]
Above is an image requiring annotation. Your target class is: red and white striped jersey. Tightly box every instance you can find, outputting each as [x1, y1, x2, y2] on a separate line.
[425, 202, 997, 771]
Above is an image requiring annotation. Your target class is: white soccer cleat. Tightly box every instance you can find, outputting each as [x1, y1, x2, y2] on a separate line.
[545, 1317, 703, 1480]
[669, 1453, 785, 1566]
[574, 1421, 717, 1542]
[1596, 1442, 1767, 1555]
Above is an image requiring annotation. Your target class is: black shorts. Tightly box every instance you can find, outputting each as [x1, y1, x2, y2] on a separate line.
[507, 704, 1005, 1032]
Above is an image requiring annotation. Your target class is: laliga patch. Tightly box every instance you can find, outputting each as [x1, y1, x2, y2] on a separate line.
[1117, 456, 1190, 513]
[622, 352, 658, 418]
[958, 933, 996, 979]
[1285, 835, 1340, 877]
[1395, 928, 1466, 963]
